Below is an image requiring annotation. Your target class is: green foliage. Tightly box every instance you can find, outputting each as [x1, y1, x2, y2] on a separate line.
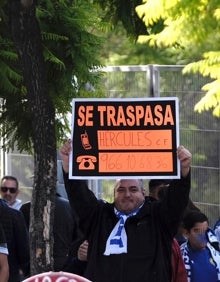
[183, 52, 220, 117]
[136, 0, 220, 117]
[0, 38, 21, 93]
[0, 0, 105, 152]
[93, 0, 148, 38]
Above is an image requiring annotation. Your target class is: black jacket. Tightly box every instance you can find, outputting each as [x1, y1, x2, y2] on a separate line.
[0, 199, 29, 282]
[20, 194, 78, 272]
[64, 173, 190, 282]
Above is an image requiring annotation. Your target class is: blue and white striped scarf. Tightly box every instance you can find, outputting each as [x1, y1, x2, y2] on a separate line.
[104, 205, 143, 256]
[181, 228, 220, 281]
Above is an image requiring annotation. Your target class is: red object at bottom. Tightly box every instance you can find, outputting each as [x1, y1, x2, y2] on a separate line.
[22, 271, 92, 282]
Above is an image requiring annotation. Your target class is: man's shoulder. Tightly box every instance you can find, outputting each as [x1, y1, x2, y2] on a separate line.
[0, 201, 24, 219]
[0, 200, 14, 214]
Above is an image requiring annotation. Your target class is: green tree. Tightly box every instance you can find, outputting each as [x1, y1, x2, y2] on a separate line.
[136, 0, 220, 117]
[0, 0, 104, 275]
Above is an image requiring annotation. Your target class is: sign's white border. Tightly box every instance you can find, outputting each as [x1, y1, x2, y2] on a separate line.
[69, 97, 180, 179]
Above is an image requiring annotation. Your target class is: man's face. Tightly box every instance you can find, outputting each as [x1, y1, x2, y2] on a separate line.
[0, 179, 19, 206]
[114, 179, 145, 214]
[185, 221, 209, 250]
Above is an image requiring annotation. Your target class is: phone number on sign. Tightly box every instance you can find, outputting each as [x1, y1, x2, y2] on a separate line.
[99, 152, 173, 173]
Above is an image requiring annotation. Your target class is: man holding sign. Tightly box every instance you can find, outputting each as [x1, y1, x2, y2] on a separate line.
[60, 140, 191, 282]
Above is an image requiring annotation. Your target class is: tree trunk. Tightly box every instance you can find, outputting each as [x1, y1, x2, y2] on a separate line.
[9, 0, 57, 275]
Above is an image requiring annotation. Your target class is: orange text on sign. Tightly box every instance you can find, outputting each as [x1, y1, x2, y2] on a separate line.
[77, 104, 174, 127]
[97, 105, 174, 126]
[97, 130, 172, 150]
[99, 152, 173, 173]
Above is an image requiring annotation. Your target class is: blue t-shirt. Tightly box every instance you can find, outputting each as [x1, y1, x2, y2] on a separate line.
[189, 247, 218, 282]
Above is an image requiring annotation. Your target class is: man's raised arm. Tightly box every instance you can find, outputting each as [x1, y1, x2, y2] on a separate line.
[60, 139, 72, 173]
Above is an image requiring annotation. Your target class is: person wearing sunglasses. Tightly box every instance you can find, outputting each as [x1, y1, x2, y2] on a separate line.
[0, 176, 22, 210]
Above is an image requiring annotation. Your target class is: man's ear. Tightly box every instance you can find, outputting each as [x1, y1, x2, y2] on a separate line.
[142, 188, 146, 196]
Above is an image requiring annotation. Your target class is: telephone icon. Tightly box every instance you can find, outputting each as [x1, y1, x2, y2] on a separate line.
[76, 155, 97, 170]
[81, 131, 92, 150]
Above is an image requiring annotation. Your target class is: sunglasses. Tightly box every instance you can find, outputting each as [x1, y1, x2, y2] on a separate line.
[1, 187, 17, 194]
